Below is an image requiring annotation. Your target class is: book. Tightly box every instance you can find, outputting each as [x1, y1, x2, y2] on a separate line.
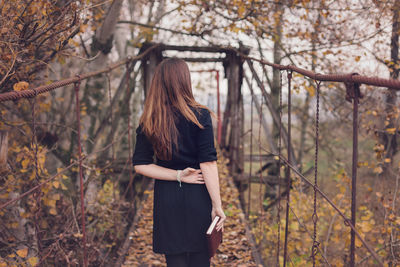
[206, 215, 223, 258]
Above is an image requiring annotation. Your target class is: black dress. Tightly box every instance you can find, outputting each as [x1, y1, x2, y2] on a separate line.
[131, 107, 218, 255]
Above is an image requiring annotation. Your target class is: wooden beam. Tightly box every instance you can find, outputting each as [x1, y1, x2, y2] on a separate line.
[163, 57, 225, 62]
[238, 173, 287, 185]
[244, 154, 276, 162]
[161, 44, 231, 53]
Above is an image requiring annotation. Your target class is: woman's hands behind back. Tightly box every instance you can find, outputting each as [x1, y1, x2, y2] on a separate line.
[180, 167, 205, 184]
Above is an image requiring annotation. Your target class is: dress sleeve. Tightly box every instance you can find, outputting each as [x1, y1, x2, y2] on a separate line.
[197, 109, 218, 163]
[132, 124, 155, 166]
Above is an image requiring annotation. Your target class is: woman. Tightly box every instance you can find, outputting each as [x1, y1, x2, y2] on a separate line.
[132, 57, 226, 267]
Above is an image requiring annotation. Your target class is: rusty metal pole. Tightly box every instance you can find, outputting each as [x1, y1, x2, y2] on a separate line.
[283, 70, 292, 267]
[74, 78, 88, 267]
[350, 84, 360, 267]
[248, 93, 253, 218]
[216, 70, 222, 145]
[276, 71, 283, 267]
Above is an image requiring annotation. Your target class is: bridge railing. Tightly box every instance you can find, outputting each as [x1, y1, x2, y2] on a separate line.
[239, 54, 400, 266]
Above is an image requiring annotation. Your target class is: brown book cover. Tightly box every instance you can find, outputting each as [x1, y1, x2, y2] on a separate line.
[206, 215, 223, 258]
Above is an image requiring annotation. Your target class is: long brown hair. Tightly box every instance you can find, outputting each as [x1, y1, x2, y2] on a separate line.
[139, 57, 215, 160]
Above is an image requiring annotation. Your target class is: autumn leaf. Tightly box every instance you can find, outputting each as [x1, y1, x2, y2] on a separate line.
[16, 247, 28, 258]
[373, 166, 383, 174]
[13, 81, 29, 91]
[386, 128, 396, 134]
[53, 181, 60, 188]
[27, 257, 38, 266]
[73, 233, 83, 238]
[304, 85, 315, 96]
[355, 237, 362, 247]
[49, 208, 57, 215]
[21, 158, 29, 170]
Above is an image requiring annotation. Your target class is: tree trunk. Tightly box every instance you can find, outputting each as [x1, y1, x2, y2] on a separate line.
[270, 2, 283, 142]
[381, 1, 399, 172]
[84, 0, 124, 212]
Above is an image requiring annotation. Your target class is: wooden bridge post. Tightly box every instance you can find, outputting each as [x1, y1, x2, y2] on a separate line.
[140, 43, 163, 96]
[223, 46, 249, 189]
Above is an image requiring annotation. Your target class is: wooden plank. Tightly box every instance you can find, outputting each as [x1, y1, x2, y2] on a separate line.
[161, 44, 231, 53]
[163, 56, 225, 62]
[238, 173, 287, 185]
[244, 154, 276, 162]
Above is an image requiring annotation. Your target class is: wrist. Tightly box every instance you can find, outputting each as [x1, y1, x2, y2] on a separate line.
[176, 170, 182, 187]
[212, 202, 222, 208]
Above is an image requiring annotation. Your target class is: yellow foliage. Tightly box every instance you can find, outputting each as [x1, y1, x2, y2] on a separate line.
[53, 181, 60, 188]
[13, 81, 29, 91]
[27, 257, 38, 266]
[16, 248, 28, 258]
[304, 84, 315, 96]
[373, 166, 383, 174]
[1, 1, 80, 91]
[49, 208, 57, 215]
[21, 159, 29, 170]
[73, 233, 83, 238]
[386, 128, 396, 134]
[10, 222, 19, 229]
[44, 198, 56, 208]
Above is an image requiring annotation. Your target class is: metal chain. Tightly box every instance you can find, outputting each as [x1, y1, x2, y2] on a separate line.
[312, 80, 321, 266]
[348, 80, 361, 267]
[276, 71, 283, 267]
[288, 203, 331, 266]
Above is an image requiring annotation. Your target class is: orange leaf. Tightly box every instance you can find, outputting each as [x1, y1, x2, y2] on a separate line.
[16, 247, 28, 258]
[13, 81, 29, 91]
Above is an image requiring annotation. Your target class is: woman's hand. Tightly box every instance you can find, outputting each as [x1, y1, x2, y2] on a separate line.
[211, 205, 226, 233]
[180, 167, 205, 184]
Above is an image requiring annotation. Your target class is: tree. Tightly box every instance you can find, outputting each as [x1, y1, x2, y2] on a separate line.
[0, 0, 80, 92]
